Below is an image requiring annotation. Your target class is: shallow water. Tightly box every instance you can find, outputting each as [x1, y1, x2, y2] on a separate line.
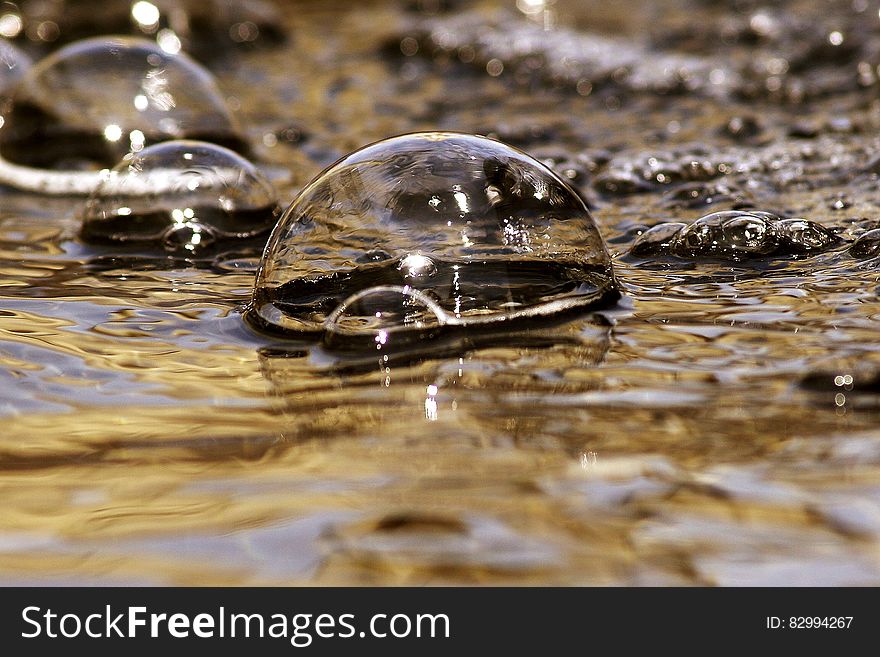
[2, 0, 880, 585]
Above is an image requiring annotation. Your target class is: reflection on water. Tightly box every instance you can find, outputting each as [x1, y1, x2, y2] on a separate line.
[1, 0, 880, 585]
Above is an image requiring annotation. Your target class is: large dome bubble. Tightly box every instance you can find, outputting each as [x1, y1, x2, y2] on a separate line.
[0, 36, 246, 169]
[248, 132, 618, 337]
[80, 140, 280, 255]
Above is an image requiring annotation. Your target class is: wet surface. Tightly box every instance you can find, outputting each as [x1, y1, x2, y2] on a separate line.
[1, 0, 880, 585]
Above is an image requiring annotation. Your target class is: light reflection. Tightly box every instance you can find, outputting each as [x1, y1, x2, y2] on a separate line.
[452, 267, 461, 318]
[141, 68, 176, 112]
[425, 384, 438, 421]
[103, 124, 123, 142]
[398, 253, 437, 280]
[0, 12, 22, 38]
[157, 29, 182, 55]
[129, 129, 145, 152]
[132, 2, 161, 29]
[580, 451, 598, 470]
[516, 0, 557, 31]
[452, 190, 469, 213]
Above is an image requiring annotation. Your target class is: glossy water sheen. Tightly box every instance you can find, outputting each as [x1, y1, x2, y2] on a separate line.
[1, 0, 880, 585]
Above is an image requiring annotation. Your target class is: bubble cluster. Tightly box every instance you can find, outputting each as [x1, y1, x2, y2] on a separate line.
[630, 210, 840, 260]
[248, 132, 618, 338]
[80, 140, 280, 255]
[0, 36, 245, 169]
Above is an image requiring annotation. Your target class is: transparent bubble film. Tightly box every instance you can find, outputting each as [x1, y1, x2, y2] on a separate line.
[0, 36, 246, 169]
[248, 132, 618, 339]
[80, 140, 280, 255]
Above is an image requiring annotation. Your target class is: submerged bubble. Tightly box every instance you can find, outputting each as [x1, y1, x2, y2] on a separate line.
[0, 36, 246, 169]
[80, 140, 280, 255]
[630, 210, 840, 260]
[247, 132, 618, 337]
[323, 285, 446, 351]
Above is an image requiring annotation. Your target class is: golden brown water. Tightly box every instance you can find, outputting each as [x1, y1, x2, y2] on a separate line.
[2, 0, 880, 585]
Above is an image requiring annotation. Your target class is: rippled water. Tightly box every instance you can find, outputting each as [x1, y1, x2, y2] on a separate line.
[2, 0, 880, 585]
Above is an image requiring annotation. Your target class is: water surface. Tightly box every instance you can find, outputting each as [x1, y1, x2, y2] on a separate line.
[1, 0, 880, 585]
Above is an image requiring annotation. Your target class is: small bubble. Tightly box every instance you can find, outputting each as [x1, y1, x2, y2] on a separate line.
[630, 223, 687, 257]
[80, 140, 280, 254]
[850, 229, 880, 259]
[322, 286, 446, 350]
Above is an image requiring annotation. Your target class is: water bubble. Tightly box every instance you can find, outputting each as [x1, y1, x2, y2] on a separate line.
[80, 140, 280, 255]
[630, 210, 840, 260]
[247, 132, 618, 336]
[775, 218, 839, 253]
[676, 211, 779, 257]
[630, 222, 686, 257]
[323, 285, 446, 352]
[162, 220, 217, 254]
[720, 214, 775, 254]
[850, 228, 880, 259]
[0, 36, 246, 170]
